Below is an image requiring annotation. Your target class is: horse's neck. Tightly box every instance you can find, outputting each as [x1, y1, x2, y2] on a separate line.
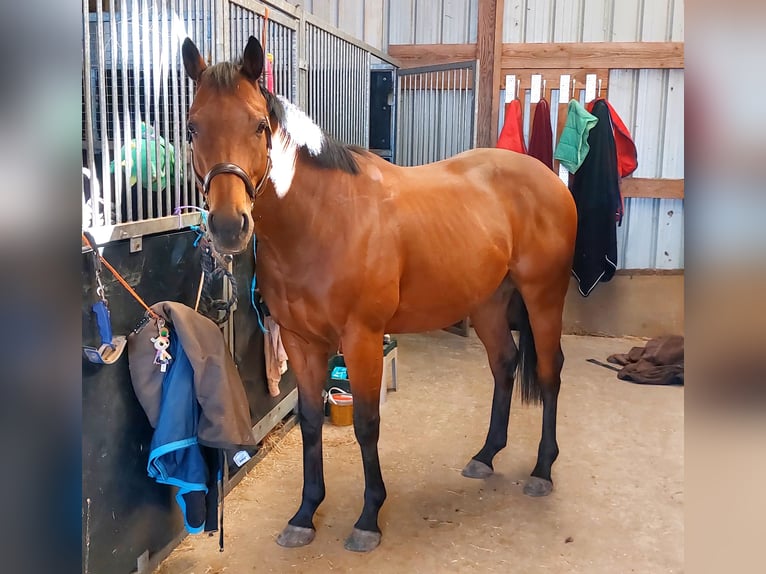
[254, 158, 335, 255]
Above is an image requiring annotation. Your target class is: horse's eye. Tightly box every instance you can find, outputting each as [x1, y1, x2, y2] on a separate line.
[256, 121, 267, 135]
[187, 123, 198, 140]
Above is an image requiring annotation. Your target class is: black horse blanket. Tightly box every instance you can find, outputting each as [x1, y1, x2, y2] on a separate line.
[570, 99, 622, 297]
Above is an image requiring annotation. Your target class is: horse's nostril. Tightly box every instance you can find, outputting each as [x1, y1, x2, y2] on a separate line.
[207, 212, 248, 245]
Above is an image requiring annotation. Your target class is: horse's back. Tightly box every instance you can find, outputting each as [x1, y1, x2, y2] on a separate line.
[385, 147, 576, 264]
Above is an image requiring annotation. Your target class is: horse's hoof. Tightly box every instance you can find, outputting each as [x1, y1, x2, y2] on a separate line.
[523, 476, 553, 497]
[461, 459, 493, 479]
[276, 524, 315, 548]
[344, 528, 381, 552]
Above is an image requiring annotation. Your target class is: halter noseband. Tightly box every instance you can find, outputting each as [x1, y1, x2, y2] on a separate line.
[191, 125, 273, 201]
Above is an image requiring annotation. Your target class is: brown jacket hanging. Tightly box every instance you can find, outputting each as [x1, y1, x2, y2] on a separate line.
[128, 301, 256, 449]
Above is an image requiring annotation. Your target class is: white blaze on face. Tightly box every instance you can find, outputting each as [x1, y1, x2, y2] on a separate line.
[268, 95, 324, 198]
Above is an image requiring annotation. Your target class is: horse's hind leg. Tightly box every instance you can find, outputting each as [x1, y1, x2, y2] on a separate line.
[517, 273, 568, 497]
[462, 278, 518, 479]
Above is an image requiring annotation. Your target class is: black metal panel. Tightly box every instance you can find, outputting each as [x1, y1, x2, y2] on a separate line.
[231, 240, 298, 432]
[82, 231, 202, 574]
[369, 70, 394, 156]
[82, 230, 297, 573]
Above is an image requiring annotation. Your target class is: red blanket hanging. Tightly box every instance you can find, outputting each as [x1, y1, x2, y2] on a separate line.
[497, 99, 527, 154]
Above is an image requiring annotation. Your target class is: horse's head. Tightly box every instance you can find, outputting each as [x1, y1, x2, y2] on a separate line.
[182, 36, 272, 254]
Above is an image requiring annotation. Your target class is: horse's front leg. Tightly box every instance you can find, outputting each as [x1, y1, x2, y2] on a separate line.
[341, 326, 386, 552]
[276, 330, 329, 548]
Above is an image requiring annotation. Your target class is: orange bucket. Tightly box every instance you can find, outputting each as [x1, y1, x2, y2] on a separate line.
[327, 387, 353, 426]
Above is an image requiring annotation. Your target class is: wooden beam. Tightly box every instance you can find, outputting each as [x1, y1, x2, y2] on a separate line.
[476, 0, 504, 147]
[501, 68, 610, 94]
[390, 42, 683, 70]
[399, 70, 476, 90]
[387, 44, 476, 67]
[621, 178, 684, 199]
[501, 42, 684, 69]
[615, 268, 684, 276]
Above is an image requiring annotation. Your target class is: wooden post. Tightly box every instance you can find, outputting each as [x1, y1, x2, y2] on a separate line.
[476, 0, 504, 147]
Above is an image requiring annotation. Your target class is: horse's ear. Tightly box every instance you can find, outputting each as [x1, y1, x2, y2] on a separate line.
[182, 38, 207, 82]
[242, 36, 264, 82]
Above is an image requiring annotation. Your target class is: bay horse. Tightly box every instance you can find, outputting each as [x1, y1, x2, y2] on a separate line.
[182, 37, 577, 553]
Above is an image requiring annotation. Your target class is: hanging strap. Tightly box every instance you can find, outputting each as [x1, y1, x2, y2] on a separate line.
[81, 233, 162, 323]
[249, 237, 268, 334]
[82, 231, 128, 364]
[219, 449, 227, 552]
[84, 230, 114, 347]
[92, 300, 114, 348]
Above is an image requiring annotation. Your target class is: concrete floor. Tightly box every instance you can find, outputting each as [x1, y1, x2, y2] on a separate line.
[157, 331, 684, 574]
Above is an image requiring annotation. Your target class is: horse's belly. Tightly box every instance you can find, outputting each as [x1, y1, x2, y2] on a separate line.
[385, 306, 474, 333]
[385, 256, 508, 333]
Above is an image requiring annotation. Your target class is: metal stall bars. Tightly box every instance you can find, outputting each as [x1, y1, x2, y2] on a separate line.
[226, 0, 298, 103]
[82, 0, 220, 242]
[395, 60, 479, 167]
[302, 12, 392, 147]
[83, 0, 398, 242]
[226, 0, 398, 146]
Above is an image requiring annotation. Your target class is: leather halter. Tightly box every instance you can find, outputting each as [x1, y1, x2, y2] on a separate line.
[191, 125, 273, 201]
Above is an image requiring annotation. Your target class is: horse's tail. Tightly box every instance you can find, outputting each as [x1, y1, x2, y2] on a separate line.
[512, 294, 542, 405]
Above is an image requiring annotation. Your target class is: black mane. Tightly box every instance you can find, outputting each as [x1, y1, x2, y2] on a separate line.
[260, 87, 361, 175]
[200, 62, 361, 175]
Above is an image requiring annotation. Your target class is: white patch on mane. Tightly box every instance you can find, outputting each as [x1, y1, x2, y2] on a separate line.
[268, 96, 324, 198]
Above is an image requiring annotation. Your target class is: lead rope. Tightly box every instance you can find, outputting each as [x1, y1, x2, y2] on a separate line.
[175, 206, 239, 325]
[199, 236, 238, 325]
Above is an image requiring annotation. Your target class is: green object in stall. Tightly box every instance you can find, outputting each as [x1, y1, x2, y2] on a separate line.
[110, 122, 181, 191]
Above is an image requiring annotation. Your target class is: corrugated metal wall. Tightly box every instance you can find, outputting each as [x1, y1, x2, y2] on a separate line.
[293, 0, 481, 47]
[305, 22, 371, 146]
[291, 0, 390, 49]
[501, 0, 683, 43]
[387, 0, 478, 44]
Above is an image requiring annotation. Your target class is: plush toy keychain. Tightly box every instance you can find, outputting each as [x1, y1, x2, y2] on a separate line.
[151, 319, 173, 372]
